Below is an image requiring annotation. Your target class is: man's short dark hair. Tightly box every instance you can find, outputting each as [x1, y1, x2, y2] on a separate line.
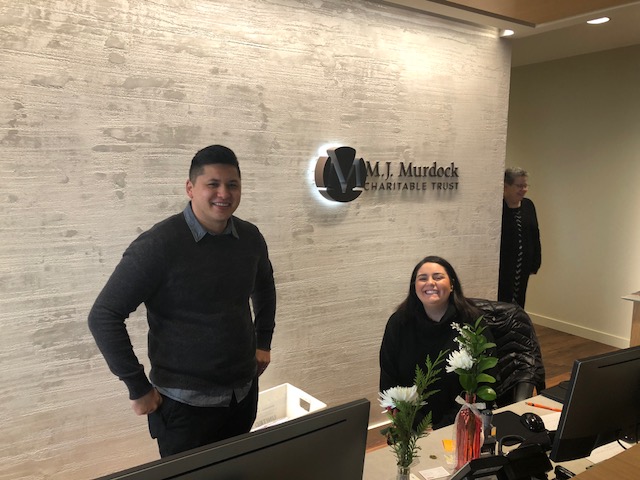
[189, 145, 241, 182]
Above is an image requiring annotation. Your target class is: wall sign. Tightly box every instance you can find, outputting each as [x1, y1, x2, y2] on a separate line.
[314, 145, 460, 203]
[315, 146, 366, 202]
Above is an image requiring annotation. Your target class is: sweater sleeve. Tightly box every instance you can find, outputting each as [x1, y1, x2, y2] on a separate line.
[530, 201, 542, 274]
[251, 232, 276, 351]
[88, 232, 164, 400]
[379, 314, 402, 392]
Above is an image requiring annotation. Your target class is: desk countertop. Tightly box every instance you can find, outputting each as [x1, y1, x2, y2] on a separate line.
[622, 291, 640, 302]
[573, 443, 640, 480]
[363, 395, 590, 480]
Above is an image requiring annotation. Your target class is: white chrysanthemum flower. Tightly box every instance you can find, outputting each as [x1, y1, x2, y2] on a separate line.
[379, 385, 419, 410]
[445, 348, 474, 373]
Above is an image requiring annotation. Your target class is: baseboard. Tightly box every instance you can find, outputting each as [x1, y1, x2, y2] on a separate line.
[366, 421, 391, 452]
[528, 312, 630, 349]
[368, 420, 391, 430]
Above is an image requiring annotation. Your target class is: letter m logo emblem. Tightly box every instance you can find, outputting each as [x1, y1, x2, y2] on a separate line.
[315, 146, 367, 202]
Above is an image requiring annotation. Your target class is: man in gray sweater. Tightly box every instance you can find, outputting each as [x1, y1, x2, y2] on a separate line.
[88, 145, 276, 457]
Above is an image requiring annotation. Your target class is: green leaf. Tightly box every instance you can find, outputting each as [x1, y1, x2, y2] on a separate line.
[477, 357, 498, 371]
[476, 373, 496, 384]
[422, 388, 441, 401]
[476, 385, 497, 401]
[459, 372, 476, 392]
[415, 413, 432, 436]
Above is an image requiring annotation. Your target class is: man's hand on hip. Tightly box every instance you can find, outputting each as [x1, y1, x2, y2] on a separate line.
[256, 349, 271, 376]
[131, 388, 163, 415]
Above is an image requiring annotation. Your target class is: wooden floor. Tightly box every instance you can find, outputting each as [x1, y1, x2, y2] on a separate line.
[533, 324, 618, 386]
[366, 324, 619, 452]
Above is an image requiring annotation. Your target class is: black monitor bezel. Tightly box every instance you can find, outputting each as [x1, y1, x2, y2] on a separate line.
[95, 398, 370, 480]
[549, 346, 640, 462]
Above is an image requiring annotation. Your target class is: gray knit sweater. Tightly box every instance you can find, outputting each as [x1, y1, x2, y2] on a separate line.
[88, 208, 276, 400]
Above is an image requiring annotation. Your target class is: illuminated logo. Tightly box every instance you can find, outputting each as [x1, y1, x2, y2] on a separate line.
[314, 146, 367, 203]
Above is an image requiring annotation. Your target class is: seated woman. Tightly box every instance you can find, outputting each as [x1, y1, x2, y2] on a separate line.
[379, 255, 495, 429]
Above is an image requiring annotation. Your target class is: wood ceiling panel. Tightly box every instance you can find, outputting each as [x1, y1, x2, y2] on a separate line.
[439, 0, 638, 25]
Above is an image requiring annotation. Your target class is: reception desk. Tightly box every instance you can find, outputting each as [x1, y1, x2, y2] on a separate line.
[573, 443, 640, 479]
[623, 291, 640, 347]
[364, 396, 592, 480]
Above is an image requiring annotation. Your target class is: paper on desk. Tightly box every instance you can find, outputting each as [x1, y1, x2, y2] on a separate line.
[418, 466, 450, 479]
[542, 412, 561, 431]
[587, 440, 632, 463]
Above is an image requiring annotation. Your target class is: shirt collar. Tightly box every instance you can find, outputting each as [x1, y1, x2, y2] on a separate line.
[183, 203, 238, 242]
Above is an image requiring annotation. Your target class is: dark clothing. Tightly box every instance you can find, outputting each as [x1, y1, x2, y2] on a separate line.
[498, 198, 541, 308]
[471, 298, 546, 406]
[148, 377, 259, 458]
[379, 304, 491, 429]
[88, 208, 276, 401]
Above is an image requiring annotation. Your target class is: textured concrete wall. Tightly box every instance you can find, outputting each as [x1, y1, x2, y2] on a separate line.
[0, 0, 510, 478]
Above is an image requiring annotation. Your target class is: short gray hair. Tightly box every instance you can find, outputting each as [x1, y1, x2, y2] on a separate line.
[504, 167, 528, 185]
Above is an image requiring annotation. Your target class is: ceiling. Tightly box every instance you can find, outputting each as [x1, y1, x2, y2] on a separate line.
[377, 0, 640, 66]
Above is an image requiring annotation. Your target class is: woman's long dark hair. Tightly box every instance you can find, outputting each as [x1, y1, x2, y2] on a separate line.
[396, 255, 481, 321]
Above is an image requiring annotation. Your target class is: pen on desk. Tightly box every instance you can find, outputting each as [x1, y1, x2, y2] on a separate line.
[525, 401, 562, 412]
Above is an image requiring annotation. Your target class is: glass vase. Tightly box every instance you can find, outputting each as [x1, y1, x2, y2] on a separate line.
[454, 392, 483, 471]
[396, 465, 411, 480]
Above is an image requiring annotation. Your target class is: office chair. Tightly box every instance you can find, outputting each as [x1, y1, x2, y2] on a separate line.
[471, 298, 546, 407]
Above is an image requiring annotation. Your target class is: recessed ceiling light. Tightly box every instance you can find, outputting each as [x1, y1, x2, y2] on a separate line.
[587, 17, 610, 25]
[500, 29, 515, 37]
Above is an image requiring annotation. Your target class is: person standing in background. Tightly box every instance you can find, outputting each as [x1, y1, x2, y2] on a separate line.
[88, 145, 276, 457]
[498, 167, 541, 308]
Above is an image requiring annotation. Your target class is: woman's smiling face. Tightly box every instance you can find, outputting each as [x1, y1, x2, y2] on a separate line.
[415, 262, 453, 311]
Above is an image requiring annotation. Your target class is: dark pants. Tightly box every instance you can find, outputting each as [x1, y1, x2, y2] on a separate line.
[148, 378, 259, 458]
[498, 272, 531, 308]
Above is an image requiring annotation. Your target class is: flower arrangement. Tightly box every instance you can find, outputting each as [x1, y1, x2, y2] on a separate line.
[379, 351, 447, 470]
[446, 316, 498, 470]
[446, 317, 497, 401]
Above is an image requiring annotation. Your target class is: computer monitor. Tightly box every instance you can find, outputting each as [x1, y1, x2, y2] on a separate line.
[95, 398, 370, 480]
[549, 346, 640, 462]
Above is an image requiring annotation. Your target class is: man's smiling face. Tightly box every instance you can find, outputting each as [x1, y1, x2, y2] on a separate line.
[186, 163, 241, 234]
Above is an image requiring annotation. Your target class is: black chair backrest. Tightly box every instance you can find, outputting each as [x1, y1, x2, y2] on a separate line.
[471, 298, 546, 407]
